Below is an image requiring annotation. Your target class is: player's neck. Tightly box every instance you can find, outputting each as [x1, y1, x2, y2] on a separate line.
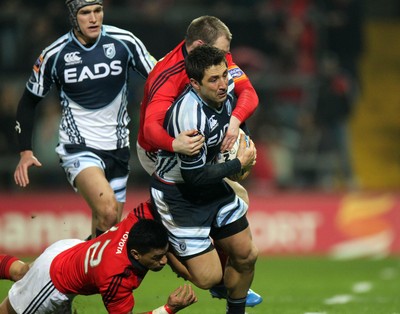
[73, 29, 98, 47]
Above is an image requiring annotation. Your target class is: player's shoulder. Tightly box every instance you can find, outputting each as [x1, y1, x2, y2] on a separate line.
[102, 24, 140, 43]
[171, 88, 203, 120]
[41, 32, 71, 56]
[155, 41, 185, 68]
[103, 24, 132, 35]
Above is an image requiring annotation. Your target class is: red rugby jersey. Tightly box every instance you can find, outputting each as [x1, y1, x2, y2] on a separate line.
[50, 202, 154, 314]
[138, 40, 259, 152]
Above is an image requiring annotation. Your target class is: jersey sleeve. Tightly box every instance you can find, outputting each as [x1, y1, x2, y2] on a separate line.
[129, 35, 156, 78]
[166, 99, 208, 170]
[102, 277, 135, 314]
[26, 51, 55, 97]
[144, 78, 184, 152]
[15, 88, 42, 151]
[226, 53, 259, 122]
[109, 26, 155, 78]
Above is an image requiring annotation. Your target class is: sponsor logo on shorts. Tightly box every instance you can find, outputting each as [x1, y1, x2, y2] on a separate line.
[179, 242, 186, 251]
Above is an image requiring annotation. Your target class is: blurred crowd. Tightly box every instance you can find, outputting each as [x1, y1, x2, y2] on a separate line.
[0, 0, 366, 191]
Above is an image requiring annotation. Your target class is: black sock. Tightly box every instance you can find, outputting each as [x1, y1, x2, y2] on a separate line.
[226, 297, 246, 314]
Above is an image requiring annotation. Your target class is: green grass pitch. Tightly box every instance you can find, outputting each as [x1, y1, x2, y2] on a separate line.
[1, 256, 399, 313]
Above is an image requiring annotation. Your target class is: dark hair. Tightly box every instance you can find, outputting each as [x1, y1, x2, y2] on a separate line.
[127, 219, 168, 254]
[185, 45, 227, 83]
[185, 16, 232, 46]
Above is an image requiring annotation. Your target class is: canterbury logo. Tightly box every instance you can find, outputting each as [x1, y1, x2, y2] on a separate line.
[64, 52, 82, 64]
[15, 121, 21, 134]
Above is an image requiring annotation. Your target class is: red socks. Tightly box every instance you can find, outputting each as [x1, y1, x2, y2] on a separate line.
[0, 254, 19, 280]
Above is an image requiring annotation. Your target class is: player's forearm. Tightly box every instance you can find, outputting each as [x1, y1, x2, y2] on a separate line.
[233, 82, 259, 122]
[144, 104, 174, 152]
[181, 159, 241, 185]
[15, 88, 41, 151]
[144, 121, 174, 152]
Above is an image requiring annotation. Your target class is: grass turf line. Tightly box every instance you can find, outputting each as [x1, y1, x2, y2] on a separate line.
[0, 256, 399, 313]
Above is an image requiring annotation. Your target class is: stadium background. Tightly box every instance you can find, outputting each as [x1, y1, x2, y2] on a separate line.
[1, 0, 399, 257]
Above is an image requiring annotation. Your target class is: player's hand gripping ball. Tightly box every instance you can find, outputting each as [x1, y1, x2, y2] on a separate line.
[216, 129, 254, 181]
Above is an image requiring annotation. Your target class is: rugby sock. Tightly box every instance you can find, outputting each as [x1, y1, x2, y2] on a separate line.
[226, 297, 246, 314]
[0, 254, 19, 280]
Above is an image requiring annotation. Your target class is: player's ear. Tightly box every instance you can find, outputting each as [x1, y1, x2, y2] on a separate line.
[194, 39, 204, 47]
[190, 78, 201, 91]
[130, 249, 140, 260]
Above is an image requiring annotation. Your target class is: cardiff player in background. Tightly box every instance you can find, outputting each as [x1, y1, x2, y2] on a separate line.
[0, 203, 197, 314]
[150, 45, 258, 314]
[136, 15, 262, 306]
[13, 0, 156, 239]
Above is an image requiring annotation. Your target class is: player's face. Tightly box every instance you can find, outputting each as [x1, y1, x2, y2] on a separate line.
[212, 35, 231, 53]
[136, 246, 168, 272]
[76, 5, 103, 44]
[192, 61, 229, 108]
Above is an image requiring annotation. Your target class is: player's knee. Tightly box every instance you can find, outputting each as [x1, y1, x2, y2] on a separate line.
[189, 264, 223, 290]
[10, 262, 29, 282]
[231, 243, 258, 273]
[96, 198, 118, 230]
[192, 273, 222, 290]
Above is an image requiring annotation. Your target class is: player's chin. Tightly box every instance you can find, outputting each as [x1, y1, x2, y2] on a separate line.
[217, 93, 227, 101]
[151, 266, 165, 272]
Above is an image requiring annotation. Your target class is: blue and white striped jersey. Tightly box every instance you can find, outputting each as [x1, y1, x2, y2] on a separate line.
[155, 75, 235, 183]
[27, 25, 156, 150]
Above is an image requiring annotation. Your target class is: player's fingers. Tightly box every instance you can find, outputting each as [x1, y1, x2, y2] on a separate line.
[172, 285, 185, 296]
[183, 129, 202, 137]
[14, 169, 22, 186]
[179, 285, 196, 303]
[33, 159, 43, 167]
[187, 287, 198, 304]
[21, 165, 30, 187]
[14, 167, 28, 187]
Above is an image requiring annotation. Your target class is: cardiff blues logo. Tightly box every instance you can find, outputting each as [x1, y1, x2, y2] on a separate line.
[103, 43, 116, 59]
[209, 115, 218, 132]
[179, 242, 187, 252]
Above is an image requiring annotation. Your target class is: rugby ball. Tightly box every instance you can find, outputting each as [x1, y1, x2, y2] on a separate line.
[216, 129, 251, 181]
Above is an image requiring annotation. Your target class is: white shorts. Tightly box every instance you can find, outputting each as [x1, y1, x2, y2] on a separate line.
[56, 144, 129, 202]
[136, 141, 157, 175]
[8, 239, 83, 314]
[151, 179, 248, 259]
